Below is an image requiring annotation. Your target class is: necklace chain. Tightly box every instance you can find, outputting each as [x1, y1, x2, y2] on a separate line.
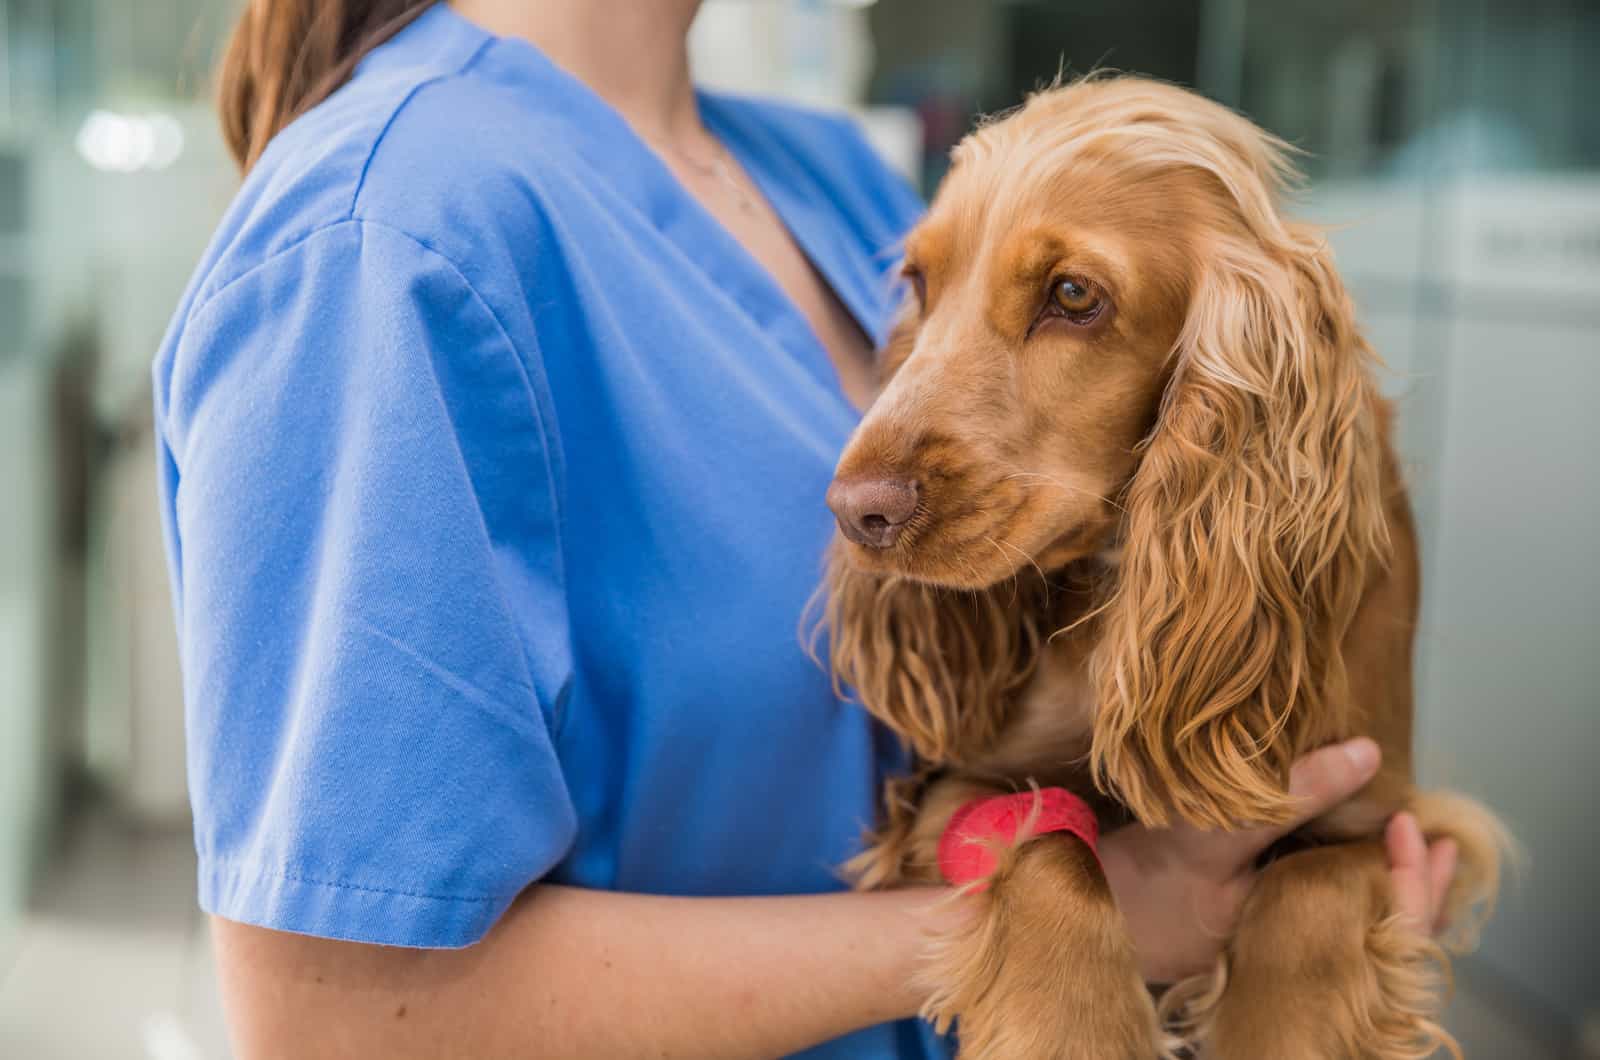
[646, 132, 759, 215]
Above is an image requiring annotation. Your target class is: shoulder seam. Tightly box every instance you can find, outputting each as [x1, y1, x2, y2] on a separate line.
[178, 214, 576, 669]
[335, 217, 575, 736]
[187, 219, 364, 325]
[174, 215, 573, 731]
[346, 34, 498, 220]
[183, 218, 507, 367]
[185, 220, 536, 441]
[188, 39, 499, 319]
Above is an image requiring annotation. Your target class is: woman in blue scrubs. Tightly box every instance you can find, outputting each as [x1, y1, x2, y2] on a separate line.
[156, 1, 1457, 1055]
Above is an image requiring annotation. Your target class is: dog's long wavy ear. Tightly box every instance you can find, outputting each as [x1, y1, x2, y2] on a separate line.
[1090, 185, 1392, 828]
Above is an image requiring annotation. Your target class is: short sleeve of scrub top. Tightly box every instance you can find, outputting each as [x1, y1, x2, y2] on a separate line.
[153, 6, 939, 1058]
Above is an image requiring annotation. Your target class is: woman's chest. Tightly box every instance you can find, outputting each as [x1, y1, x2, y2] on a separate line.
[538, 239, 864, 700]
[711, 192, 880, 410]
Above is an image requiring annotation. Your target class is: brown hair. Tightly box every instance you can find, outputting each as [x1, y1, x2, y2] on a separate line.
[217, 0, 436, 170]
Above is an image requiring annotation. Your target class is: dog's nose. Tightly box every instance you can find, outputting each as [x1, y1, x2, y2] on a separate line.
[826, 476, 919, 549]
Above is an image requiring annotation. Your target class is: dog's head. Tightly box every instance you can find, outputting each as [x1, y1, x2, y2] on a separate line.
[825, 77, 1391, 825]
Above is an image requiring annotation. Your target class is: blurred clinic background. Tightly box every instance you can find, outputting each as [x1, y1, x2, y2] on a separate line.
[2, 0, 1597, 1056]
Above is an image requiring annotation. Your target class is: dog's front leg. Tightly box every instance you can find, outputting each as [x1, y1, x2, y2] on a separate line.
[929, 831, 1162, 1059]
[879, 778, 1161, 1060]
[1166, 838, 1456, 1060]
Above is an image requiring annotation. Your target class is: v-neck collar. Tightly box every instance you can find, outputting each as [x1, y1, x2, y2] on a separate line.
[701, 93, 889, 349]
[428, 3, 877, 415]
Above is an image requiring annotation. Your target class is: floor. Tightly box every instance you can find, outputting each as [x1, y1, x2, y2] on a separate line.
[0, 813, 228, 1060]
[0, 811, 1583, 1059]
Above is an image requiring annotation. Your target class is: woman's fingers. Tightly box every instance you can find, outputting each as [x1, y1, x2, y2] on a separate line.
[1255, 739, 1383, 846]
[1203, 739, 1382, 872]
[1290, 739, 1382, 819]
[1282, 739, 1383, 837]
[1386, 811, 1436, 930]
[1427, 837, 1458, 934]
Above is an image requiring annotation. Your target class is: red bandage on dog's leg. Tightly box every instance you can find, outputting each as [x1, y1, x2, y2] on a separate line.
[937, 788, 1101, 890]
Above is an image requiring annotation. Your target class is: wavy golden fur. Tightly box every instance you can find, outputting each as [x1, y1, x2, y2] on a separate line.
[821, 75, 1511, 1059]
[1090, 181, 1391, 830]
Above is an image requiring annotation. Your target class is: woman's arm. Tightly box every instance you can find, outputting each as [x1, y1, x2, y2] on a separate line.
[214, 740, 1453, 1059]
[213, 885, 950, 1060]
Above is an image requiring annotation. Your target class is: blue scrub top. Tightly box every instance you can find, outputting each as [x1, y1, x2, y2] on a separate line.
[153, 4, 940, 1058]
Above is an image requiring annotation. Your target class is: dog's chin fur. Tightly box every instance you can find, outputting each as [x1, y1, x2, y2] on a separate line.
[833, 539, 1046, 591]
[834, 512, 1113, 591]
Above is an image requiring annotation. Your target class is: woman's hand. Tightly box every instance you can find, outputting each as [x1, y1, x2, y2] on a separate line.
[1099, 739, 1459, 984]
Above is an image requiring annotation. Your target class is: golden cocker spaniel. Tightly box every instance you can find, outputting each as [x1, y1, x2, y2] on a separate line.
[822, 75, 1510, 1060]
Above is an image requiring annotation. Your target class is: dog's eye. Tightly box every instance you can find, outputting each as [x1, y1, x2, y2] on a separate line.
[1051, 278, 1101, 318]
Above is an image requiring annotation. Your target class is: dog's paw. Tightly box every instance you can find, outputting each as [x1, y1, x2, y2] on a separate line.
[922, 836, 1167, 1060]
[1192, 919, 1456, 1059]
[1185, 845, 1459, 1060]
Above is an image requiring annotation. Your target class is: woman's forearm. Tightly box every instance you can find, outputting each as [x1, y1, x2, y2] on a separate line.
[213, 884, 952, 1059]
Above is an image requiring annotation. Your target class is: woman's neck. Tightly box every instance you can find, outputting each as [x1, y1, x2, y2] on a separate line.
[450, 0, 705, 142]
